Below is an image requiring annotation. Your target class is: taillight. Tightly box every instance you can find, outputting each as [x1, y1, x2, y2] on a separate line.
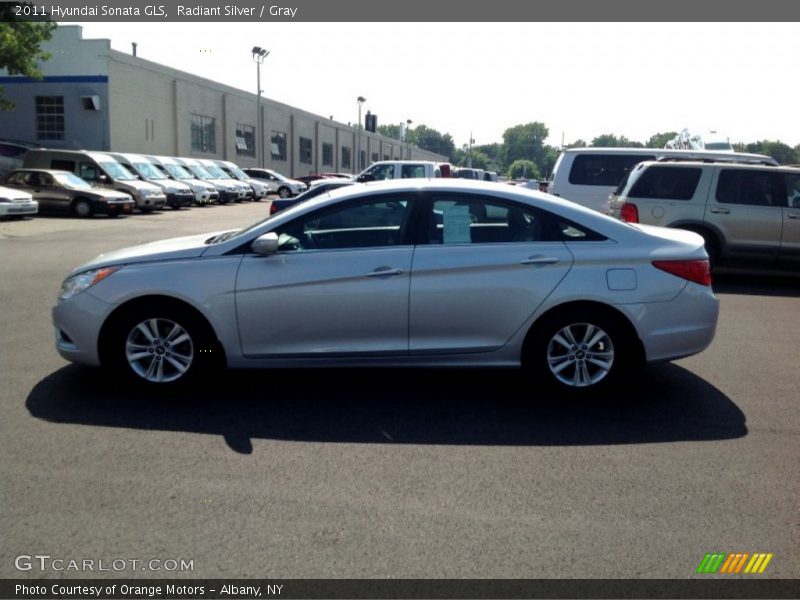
[270, 202, 278, 214]
[620, 202, 639, 223]
[652, 260, 712, 286]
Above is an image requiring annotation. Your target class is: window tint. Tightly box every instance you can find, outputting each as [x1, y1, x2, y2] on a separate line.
[429, 195, 550, 245]
[716, 170, 778, 206]
[569, 154, 655, 186]
[276, 196, 412, 251]
[628, 166, 701, 200]
[784, 172, 800, 208]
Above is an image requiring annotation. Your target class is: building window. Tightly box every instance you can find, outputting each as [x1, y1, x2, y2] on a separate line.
[322, 143, 333, 167]
[191, 114, 216, 153]
[372, 152, 379, 163]
[299, 136, 312, 165]
[271, 131, 287, 161]
[341, 146, 351, 169]
[235, 123, 255, 157]
[35, 96, 64, 141]
[360, 150, 366, 170]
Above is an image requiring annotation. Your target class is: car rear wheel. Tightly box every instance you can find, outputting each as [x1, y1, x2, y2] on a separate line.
[109, 306, 217, 386]
[72, 198, 94, 218]
[526, 309, 634, 394]
[278, 186, 291, 198]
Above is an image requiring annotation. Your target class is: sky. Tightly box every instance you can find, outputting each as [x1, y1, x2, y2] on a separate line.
[65, 22, 800, 149]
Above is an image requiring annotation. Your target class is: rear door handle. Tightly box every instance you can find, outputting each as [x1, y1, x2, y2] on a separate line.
[709, 207, 731, 214]
[521, 256, 559, 265]
[788, 213, 800, 219]
[365, 267, 404, 277]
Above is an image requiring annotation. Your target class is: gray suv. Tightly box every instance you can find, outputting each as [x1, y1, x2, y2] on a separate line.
[610, 160, 800, 266]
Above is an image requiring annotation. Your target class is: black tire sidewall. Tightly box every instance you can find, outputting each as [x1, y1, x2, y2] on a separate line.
[527, 309, 632, 395]
[108, 305, 213, 387]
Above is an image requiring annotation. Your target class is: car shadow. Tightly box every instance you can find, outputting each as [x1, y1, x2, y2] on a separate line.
[26, 364, 746, 454]
[713, 270, 800, 298]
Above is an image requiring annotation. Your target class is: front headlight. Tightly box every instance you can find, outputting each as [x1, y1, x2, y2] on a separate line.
[58, 267, 120, 303]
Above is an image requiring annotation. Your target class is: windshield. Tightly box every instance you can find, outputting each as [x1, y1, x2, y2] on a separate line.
[204, 164, 231, 179]
[53, 172, 92, 189]
[187, 164, 213, 179]
[132, 161, 164, 179]
[229, 166, 250, 180]
[164, 163, 192, 179]
[266, 169, 288, 182]
[100, 161, 138, 180]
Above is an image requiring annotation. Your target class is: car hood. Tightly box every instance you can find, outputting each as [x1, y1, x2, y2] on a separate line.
[124, 180, 165, 193]
[70, 230, 232, 274]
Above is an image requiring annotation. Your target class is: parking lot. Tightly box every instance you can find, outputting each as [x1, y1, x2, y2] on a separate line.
[0, 203, 798, 580]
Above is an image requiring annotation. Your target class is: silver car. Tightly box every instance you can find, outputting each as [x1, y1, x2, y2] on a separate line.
[52, 180, 719, 392]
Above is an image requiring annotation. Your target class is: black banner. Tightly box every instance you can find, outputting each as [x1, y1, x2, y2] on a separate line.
[3, 579, 800, 599]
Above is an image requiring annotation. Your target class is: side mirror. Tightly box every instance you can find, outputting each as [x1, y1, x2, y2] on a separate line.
[251, 232, 279, 256]
[98, 174, 109, 183]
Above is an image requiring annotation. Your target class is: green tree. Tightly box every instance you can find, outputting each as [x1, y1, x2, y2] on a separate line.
[500, 122, 549, 167]
[0, 9, 56, 109]
[377, 124, 402, 140]
[591, 134, 643, 148]
[412, 124, 455, 160]
[507, 159, 540, 180]
[745, 140, 797, 164]
[646, 132, 678, 148]
[566, 139, 587, 148]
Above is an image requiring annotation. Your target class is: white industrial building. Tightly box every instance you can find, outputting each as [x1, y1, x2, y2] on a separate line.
[0, 26, 446, 176]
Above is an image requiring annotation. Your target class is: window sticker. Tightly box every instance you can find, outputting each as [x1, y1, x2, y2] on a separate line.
[442, 204, 472, 244]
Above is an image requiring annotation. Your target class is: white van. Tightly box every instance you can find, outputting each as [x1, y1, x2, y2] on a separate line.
[23, 149, 167, 211]
[109, 153, 194, 209]
[146, 155, 218, 205]
[548, 147, 777, 213]
[175, 157, 240, 204]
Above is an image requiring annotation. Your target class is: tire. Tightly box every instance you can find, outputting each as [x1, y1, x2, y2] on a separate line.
[72, 198, 94, 218]
[525, 308, 635, 395]
[108, 305, 218, 386]
[278, 186, 291, 199]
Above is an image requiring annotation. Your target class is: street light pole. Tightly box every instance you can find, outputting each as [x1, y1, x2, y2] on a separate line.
[252, 47, 269, 168]
[405, 119, 412, 158]
[357, 96, 365, 173]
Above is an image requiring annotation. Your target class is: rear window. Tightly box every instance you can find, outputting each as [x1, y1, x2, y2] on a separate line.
[628, 166, 701, 200]
[569, 154, 655, 186]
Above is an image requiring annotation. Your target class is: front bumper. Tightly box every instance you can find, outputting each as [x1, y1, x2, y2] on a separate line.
[52, 291, 112, 366]
[166, 192, 195, 208]
[0, 201, 38, 216]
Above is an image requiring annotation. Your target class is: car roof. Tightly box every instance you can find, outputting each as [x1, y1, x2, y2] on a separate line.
[635, 160, 799, 173]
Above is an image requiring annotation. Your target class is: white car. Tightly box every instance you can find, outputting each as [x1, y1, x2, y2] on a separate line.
[0, 184, 38, 217]
[241, 168, 307, 198]
[52, 179, 718, 392]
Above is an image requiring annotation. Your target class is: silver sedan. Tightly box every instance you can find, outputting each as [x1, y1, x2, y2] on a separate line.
[52, 179, 719, 393]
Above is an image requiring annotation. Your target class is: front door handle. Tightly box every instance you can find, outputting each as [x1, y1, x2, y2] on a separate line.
[365, 267, 404, 277]
[788, 213, 800, 220]
[709, 207, 731, 214]
[521, 255, 559, 265]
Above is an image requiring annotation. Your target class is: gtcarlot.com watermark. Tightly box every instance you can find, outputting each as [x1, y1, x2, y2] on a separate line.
[15, 554, 194, 572]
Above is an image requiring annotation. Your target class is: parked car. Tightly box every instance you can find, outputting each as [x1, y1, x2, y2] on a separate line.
[175, 158, 239, 204]
[109, 153, 194, 210]
[3, 169, 134, 217]
[0, 140, 36, 177]
[0, 183, 38, 218]
[609, 160, 800, 266]
[146, 155, 218, 205]
[53, 179, 718, 392]
[269, 180, 356, 214]
[353, 160, 442, 183]
[241, 168, 306, 198]
[548, 147, 777, 213]
[293, 174, 328, 187]
[198, 159, 252, 201]
[214, 160, 270, 202]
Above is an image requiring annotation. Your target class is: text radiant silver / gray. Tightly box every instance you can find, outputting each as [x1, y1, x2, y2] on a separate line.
[53, 179, 719, 392]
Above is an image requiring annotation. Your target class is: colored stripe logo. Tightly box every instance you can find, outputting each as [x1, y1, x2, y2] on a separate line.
[697, 553, 773, 574]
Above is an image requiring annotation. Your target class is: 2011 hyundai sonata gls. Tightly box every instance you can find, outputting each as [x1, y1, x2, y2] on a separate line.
[53, 179, 719, 392]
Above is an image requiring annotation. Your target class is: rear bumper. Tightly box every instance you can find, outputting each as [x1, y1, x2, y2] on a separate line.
[0, 201, 38, 216]
[621, 282, 719, 363]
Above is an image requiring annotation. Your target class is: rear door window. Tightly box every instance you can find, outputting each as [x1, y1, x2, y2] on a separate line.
[569, 154, 655, 186]
[628, 166, 702, 200]
[715, 170, 783, 206]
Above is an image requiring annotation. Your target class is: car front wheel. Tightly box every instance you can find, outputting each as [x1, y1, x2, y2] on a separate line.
[109, 306, 217, 386]
[278, 186, 291, 198]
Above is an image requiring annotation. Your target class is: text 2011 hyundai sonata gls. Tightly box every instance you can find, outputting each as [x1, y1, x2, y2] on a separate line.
[53, 179, 719, 392]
